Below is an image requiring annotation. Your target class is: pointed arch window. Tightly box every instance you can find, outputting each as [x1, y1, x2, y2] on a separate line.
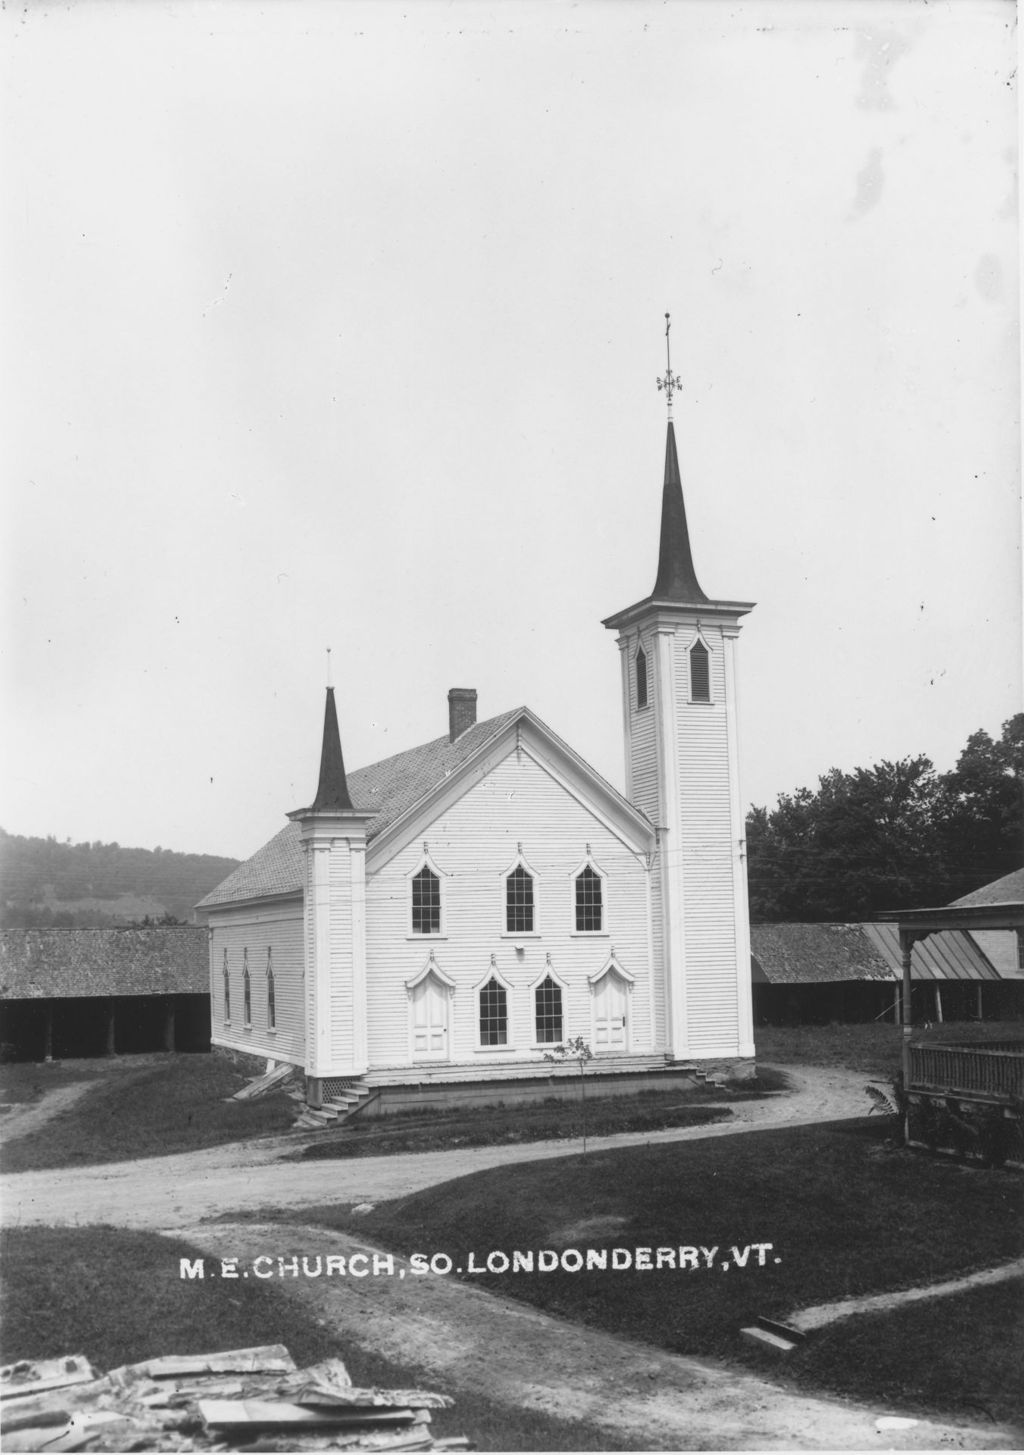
[534, 975, 563, 1044]
[479, 977, 509, 1046]
[506, 864, 534, 933]
[222, 949, 231, 1024]
[575, 865, 603, 933]
[242, 950, 251, 1028]
[635, 645, 648, 710]
[266, 948, 276, 1031]
[411, 866, 441, 935]
[690, 639, 711, 702]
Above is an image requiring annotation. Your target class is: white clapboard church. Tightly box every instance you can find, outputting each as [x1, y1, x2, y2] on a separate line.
[199, 351, 757, 1116]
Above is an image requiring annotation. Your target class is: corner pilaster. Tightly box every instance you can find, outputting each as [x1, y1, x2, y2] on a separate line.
[652, 623, 689, 1058]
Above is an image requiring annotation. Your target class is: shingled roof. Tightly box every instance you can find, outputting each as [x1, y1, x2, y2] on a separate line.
[750, 922, 1001, 985]
[951, 867, 1024, 908]
[198, 707, 524, 910]
[0, 926, 209, 1000]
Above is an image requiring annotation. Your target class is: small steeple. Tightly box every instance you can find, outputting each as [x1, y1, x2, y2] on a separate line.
[653, 314, 708, 604]
[311, 685, 355, 813]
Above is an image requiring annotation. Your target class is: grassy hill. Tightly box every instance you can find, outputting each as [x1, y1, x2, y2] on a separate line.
[0, 829, 239, 927]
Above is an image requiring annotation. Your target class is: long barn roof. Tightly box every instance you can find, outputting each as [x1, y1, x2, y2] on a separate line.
[0, 926, 209, 1000]
[750, 922, 1001, 985]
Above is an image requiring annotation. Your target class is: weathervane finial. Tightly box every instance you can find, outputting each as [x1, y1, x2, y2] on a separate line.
[326, 646, 332, 689]
[656, 311, 682, 419]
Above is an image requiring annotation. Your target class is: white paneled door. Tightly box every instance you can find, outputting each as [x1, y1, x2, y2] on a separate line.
[412, 972, 449, 1058]
[593, 971, 628, 1050]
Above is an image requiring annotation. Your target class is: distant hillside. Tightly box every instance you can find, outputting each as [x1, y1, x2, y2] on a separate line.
[0, 829, 240, 927]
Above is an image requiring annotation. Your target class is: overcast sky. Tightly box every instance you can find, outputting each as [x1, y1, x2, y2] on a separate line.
[2, 0, 1019, 862]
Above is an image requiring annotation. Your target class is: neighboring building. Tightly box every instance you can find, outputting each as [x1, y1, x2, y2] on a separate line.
[199, 364, 758, 1112]
[750, 922, 1008, 1026]
[0, 926, 211, 1059]
[950, 868, 1024, 981]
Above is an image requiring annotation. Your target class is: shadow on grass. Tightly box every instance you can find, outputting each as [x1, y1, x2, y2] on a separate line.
[296, 1096, 734, 1160]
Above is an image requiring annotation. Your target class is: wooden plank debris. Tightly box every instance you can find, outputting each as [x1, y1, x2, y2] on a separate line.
[124, 1344, 297, 1378]
[0, 1346, 467, 1452]
[0, 1356, 95, 1400]
[233, 1064, 296, 1100]
[200, 1398, 424, 1430]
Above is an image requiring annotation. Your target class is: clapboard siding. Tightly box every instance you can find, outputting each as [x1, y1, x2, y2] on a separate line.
[364, 746, 651, 1070]
[670, 626, 743, 1052]
[628, 630, 660, 827]
[208, 902, 304, 1064]
[328, 847, 356, 1067]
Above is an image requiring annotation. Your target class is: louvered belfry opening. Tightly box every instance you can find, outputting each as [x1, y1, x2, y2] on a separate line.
[635, 647, 648, 709]
[690, 639, 710, 702]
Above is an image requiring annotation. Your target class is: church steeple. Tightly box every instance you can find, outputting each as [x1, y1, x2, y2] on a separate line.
[602, 317, 756, 1067]
[603, 315, 751, 632]
[311, 686, 354, 812]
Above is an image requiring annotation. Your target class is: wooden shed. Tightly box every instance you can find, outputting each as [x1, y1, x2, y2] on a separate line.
[0, 926, 211, 1060]
[750, 922, 1010, 1026]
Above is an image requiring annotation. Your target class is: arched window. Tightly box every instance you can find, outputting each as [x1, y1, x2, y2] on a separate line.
[635, 645, 648, 710]
[266, 949, 276, 1031]
[242, 950, 251, 1027]
[411, 866, 441, 934]
[690, 639, 710, 702]
[506, 865, 534, 933]
[479, 977, 508, 1046]
[222, 949, 230, 1023]
[575, 865, 603, 932]
[534, 975, 563, 1044]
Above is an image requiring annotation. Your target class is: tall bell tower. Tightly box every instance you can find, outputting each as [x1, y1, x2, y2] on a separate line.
[603, 318, 755, 1064]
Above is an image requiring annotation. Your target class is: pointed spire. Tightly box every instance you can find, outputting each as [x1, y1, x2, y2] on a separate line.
[311, 686, 355, 812]
[651, 420, 708, 602]
[652, 317, 708, 603]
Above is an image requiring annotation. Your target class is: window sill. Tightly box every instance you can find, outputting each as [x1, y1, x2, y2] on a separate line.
[570, 931, 609, 939]
[405, 934, 448, 942]
[266, 1029, 277, 1037]
[473, 1045, 518, 1054]
[499, 932, 541, 940]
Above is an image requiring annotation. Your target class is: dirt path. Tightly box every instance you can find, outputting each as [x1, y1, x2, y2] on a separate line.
[0, 1080, 95, 1141]
[1, 1066, 873, 1230]
[167, 1219, 1020, 1452]
[790, 1256, 1024, 1332]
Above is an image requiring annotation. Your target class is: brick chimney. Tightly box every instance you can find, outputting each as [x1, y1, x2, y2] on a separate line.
[448, 688, 477, 742]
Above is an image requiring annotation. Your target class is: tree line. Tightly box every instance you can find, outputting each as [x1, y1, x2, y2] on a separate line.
[0, 830, 240, 927]
[746, 715, 1023, 922]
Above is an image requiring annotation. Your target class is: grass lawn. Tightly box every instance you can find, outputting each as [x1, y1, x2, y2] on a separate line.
[756, 1018, 1024, 1077]
[294, 1118, 1024, 1426]
[0, 1226, 645, 1452]
[297, 1089, 739, 1160]
[0, 1058, 115, 1103]
[789, 1279, 1024, 1428]
[0, 1054, 296, 1173]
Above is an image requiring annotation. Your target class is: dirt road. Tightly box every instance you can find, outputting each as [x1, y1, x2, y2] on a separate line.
[1, 1065, 873, 1230]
